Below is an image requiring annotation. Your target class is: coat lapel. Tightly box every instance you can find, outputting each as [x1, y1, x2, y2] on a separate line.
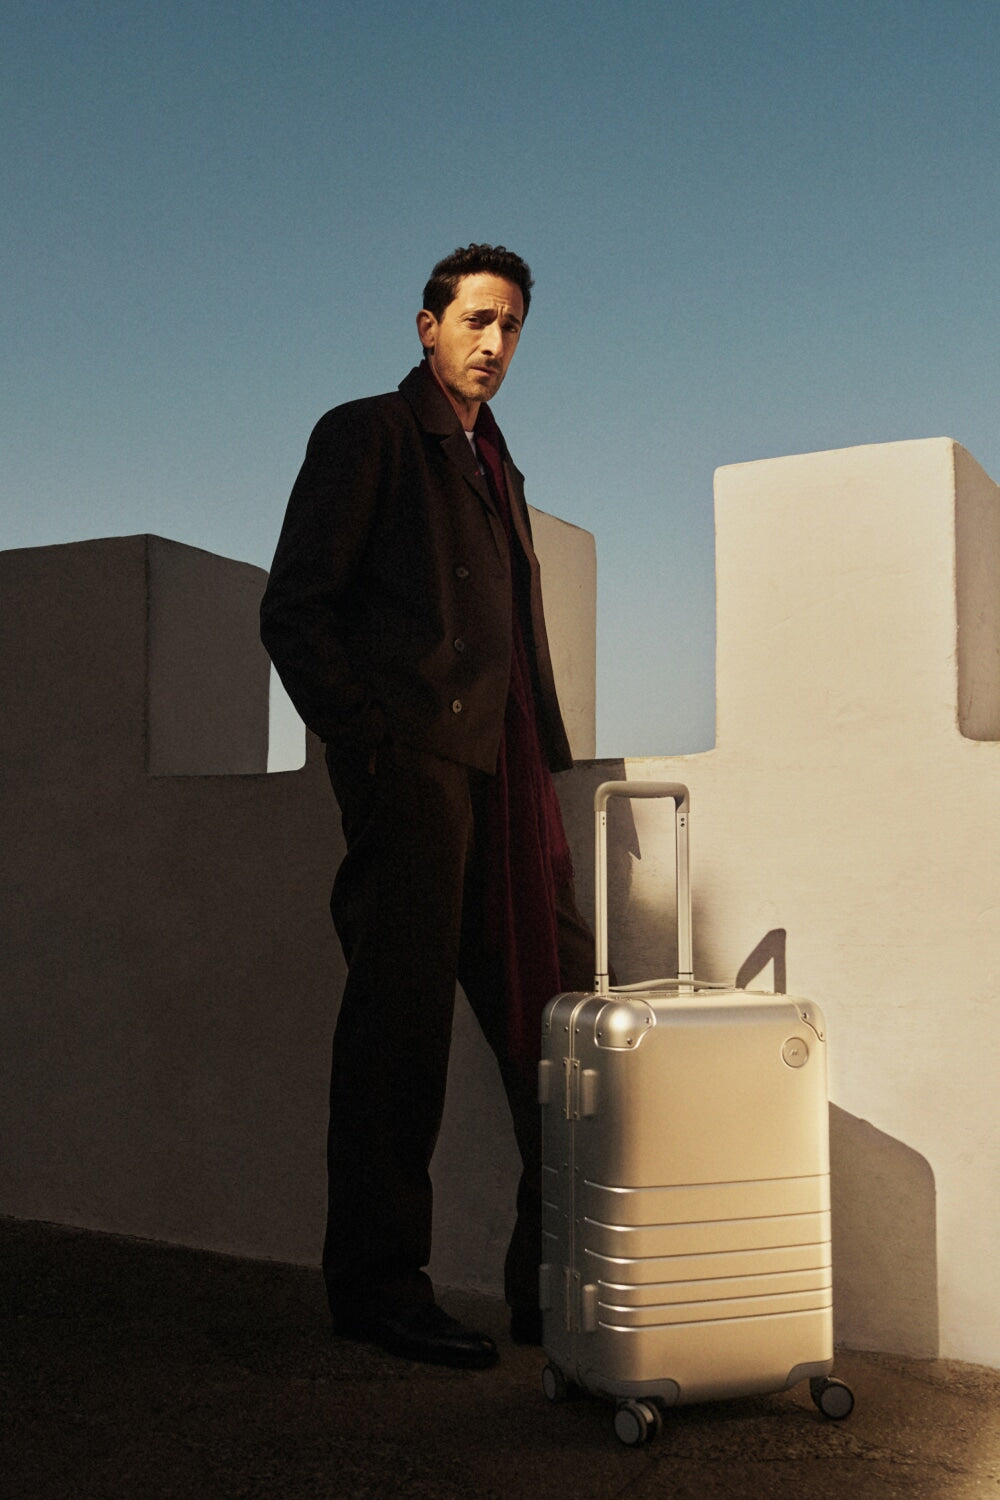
[399, 363, 498, 516]
[441, 428, 494, 512]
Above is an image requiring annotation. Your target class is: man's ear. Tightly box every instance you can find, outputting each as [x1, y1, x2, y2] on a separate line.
[416, 309, 437, 352]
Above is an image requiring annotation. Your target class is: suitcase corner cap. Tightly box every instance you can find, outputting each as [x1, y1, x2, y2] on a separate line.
[594, 999, 656, 1050]
[795, 1001, 826, 1043]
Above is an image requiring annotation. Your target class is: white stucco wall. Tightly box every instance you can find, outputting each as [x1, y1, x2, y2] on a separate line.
[5, 443, 999, 1372]
[596, 438, 1000, 1367]
[528, 507, 597, 761]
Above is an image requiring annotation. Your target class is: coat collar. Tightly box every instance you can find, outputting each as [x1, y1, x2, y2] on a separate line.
[399, 362, 496, 501]
[399, 362, 463, 437]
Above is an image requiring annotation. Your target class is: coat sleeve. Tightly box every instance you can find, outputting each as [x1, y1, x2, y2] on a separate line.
[259, 403, 388, 747]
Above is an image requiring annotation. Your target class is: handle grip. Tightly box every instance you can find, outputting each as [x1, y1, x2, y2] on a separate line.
[593, 781, 692, 997]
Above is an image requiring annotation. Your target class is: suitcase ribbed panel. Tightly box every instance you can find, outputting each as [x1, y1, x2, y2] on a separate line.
[583, 1240, 831, 1287]
[598, 1288, 832, 1329]
[597, 1266, 832, 1309]
[580, 1174, 829, 1225]
[579, 1170, 832, 1329]
[580, 1209, 831, 1259]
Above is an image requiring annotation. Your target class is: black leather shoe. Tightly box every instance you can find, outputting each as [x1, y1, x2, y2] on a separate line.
[509, 1307, 544, 1346]
[332, 1301, 499, 1369]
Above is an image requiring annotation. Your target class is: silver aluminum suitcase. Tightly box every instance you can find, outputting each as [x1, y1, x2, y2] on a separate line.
[539, 781, 854, 1444]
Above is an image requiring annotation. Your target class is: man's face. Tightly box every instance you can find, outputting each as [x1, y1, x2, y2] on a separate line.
[417, 273, 524, 422]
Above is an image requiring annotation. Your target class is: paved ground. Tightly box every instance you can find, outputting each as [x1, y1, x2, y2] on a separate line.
[3, 1218, 999, 1499]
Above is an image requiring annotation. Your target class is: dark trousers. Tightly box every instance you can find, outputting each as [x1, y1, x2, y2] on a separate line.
[321, 737, 594, 1314]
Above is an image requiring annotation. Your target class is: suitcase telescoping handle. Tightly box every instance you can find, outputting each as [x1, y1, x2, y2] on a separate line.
[593, 781, 692, 999]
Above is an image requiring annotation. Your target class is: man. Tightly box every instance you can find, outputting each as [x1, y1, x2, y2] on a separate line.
[260, 245, 594, 1370]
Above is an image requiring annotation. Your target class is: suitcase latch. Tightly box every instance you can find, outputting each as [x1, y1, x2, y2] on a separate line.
[563, 1058, 600, 1119]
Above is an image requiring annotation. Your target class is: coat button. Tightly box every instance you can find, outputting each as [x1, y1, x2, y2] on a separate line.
[455, 565, 470, 579]
[451, 700, 463, 714]
[453, 638, 466, 653]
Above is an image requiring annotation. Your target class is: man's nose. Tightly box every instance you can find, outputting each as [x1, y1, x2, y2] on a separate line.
[479, 321, 502, 357]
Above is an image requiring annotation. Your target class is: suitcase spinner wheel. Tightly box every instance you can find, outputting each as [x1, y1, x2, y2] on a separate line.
[541, 1363, 570, 1403]
[810, 1376, 855, 1420]
[613, 1399, 663, 1447]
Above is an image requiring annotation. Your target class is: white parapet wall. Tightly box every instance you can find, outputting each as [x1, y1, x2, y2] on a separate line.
[580, 438, 999, 1368]
[0, 513, 595, 1280]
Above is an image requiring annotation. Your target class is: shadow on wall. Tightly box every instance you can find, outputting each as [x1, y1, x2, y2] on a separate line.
[736, 928, 787, 992]
[732, 935, 938, 1354]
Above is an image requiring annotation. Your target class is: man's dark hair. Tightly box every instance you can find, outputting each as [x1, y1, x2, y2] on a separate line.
[422, 244, 533, 321]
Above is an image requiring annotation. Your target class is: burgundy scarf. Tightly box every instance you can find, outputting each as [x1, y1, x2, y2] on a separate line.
[473, 402, 574, 1066]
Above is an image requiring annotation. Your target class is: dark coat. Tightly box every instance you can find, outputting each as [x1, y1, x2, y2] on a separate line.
[260, 364, 572, 775]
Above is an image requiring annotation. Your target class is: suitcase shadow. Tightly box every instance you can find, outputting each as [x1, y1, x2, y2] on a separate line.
[735, 933, 940, 1357]
[733, 932, 938, 1356]
[829, 1104, 938, 1357]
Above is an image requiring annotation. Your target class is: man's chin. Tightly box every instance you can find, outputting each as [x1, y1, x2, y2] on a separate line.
[468, 374, 503, 401]
[438, 370, 504, 416]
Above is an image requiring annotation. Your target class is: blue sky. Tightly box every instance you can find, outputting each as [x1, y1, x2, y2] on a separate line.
[5, 0, 999, 756]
